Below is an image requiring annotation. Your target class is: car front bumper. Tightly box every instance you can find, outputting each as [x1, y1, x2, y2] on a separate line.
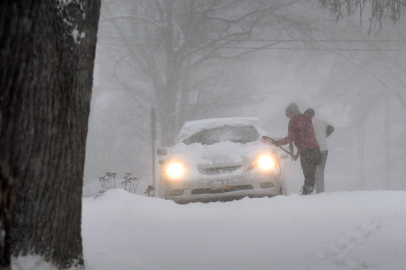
[164, 175, 282, 204]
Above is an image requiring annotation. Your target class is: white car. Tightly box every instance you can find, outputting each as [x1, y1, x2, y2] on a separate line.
[157, 117, 287, 204]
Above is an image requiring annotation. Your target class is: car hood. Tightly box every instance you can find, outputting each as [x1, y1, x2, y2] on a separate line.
[167, 140, 272, 167]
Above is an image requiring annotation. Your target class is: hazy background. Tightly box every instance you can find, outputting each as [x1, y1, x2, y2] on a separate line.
[84, 0, 406, 194]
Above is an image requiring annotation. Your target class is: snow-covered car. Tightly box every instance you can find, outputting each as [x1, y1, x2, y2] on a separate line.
[157, 117, 287, 204]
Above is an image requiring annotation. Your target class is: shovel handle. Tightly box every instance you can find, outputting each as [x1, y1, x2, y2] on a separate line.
[261, 136, 296, 159]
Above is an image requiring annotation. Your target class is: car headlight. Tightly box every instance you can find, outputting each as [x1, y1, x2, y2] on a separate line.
[257, 154, 275, 170]
[165, 161, 186, 180]
[249, 154, 276, 172]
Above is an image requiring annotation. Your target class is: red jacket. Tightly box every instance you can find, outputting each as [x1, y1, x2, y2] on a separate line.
[279, 113, 319, 153]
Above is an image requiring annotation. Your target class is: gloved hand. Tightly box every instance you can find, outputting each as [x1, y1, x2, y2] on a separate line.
[272, 140, 281, 147]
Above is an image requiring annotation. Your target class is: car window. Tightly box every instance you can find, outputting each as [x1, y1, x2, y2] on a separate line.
[182, 125, 259, 145]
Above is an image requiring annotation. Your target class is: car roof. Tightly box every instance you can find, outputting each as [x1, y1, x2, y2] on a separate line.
[177, 117, 264, 142]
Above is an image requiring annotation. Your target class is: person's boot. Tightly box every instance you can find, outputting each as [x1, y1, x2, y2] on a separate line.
[301, 185, 313, 195]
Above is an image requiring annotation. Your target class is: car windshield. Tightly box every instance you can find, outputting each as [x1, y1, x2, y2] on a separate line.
[182, 125, 259, 145]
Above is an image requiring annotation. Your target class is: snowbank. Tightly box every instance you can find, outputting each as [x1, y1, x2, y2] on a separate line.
[12, 256, 54, 270]
[82, 190, 406, 270]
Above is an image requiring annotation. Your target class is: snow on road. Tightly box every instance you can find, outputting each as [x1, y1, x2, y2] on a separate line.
[82, 190, 406, 270]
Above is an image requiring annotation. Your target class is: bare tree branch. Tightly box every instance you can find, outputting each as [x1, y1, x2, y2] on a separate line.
[319, 0, 406, 34]
[102, 15, 162, 29]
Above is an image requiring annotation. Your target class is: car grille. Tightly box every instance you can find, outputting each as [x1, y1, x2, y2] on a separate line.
[191, 185, 253, 195]
[198, 165, 242, 175]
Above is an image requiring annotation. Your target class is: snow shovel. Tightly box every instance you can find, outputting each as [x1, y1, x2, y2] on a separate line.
[261, 136, 298, 161]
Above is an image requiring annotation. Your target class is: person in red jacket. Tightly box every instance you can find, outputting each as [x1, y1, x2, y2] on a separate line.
[273, 103, 321, 195]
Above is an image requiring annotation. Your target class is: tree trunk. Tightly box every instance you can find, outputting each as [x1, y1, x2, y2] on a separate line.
[0, 1, 39, 268]
[10, 0, 101, 269]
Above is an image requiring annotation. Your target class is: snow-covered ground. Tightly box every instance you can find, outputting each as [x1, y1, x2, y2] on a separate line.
[82, 189, 406, 270]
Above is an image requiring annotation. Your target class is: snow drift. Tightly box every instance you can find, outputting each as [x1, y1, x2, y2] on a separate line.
[82, 190, 406, 270]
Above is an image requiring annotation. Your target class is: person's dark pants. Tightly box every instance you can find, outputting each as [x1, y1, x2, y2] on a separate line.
[300, 148, 321, 194]
[315, 150, 328, 193]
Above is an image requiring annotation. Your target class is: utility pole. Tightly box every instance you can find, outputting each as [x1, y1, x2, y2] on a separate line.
[385, 93, 391, 189]
[151, 107, 156, 196]
[358, 91, 365, 190]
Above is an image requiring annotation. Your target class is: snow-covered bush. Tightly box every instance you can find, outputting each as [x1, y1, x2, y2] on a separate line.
[121, 172, 141, 194]
[83, 172, 148, 198]
[144, 185, 155, 197]
[94, 172, 117, 198]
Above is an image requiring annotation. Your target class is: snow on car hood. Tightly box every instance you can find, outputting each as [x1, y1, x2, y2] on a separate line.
[168, 140, 272, 166]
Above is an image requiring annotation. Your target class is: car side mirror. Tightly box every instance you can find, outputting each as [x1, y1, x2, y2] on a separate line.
[280, 154, 288, 159]
[157, 147, 168, 156]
